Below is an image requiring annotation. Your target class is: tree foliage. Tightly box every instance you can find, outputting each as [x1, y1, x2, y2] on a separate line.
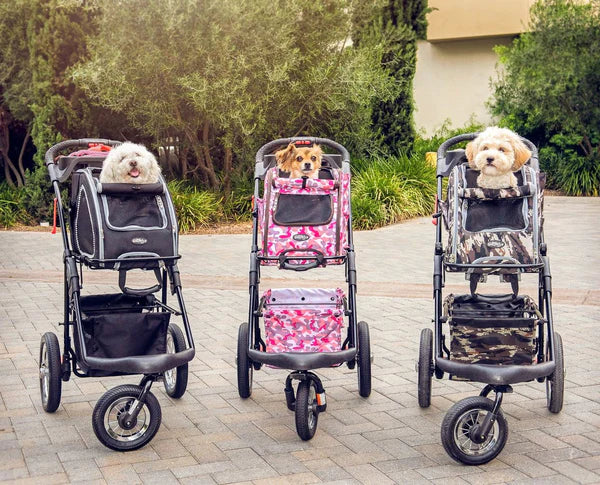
[491, 0, 600, 195]
[352, 0, 429, 155]
[72, 0, 396, 190]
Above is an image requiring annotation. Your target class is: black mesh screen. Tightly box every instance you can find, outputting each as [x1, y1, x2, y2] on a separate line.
[105, 194, 163, 228]
[273, 194, 333, 226]
[465, 198, 526, 232]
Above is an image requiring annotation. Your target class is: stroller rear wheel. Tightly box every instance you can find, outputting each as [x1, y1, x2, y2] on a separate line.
[93, 384, 161, 451]
[417, 328, 433, 408]
[357, 321, 371, 397]
[546, 332, 564, 414]
[39, 332, 62, 413]
[163, 323, 189, 399]
[295, 379, 319, 440]
[441, 396, 508, 465]
[237, 322, 253, 398]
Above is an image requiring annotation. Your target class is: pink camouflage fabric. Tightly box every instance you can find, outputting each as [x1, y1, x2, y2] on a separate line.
[256, 167, 351, 266]
[262, 288, 345, 353]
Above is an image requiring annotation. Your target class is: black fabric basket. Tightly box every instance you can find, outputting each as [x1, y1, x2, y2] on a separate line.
[70, 168, 178, 269]
[75, 293, 169, 365]
[446, 294, 538, 366]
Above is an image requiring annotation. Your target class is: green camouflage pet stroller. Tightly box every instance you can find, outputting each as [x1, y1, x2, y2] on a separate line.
[417, 132, 565, 465]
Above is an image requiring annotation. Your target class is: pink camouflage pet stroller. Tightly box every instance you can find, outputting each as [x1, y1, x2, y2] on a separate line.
[237, 137, 372, 440]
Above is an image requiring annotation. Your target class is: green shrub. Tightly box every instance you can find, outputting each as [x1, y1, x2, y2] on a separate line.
[167, 181, 222, 232]
[0, 183, 33, 228]
[351, 153, 436, 229]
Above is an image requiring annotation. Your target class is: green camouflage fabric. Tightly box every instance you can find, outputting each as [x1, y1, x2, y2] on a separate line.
[441, 162, 544, 272]
[444, 294, 538, 366]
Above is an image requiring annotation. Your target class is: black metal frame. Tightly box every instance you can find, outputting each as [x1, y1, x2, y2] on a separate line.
[246, 137, 359, 371]
[45, 139, 195, 383]
[433, 133, 557, 386]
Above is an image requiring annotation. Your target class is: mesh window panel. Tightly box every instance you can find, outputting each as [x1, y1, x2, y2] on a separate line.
[465, 198, 526, 232]
[105, 194, 164, 228]
[273, 194, 333, 226]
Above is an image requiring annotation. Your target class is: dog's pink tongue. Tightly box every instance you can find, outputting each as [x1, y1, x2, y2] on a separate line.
[129, 168, 140, 178]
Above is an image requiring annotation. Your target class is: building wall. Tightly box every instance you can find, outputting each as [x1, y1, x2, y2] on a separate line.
[413, 36, 512, 136]
[413, 0, 532, 136]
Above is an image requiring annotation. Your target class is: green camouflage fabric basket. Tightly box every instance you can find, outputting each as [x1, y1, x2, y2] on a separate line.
[444, 294, 539, 366]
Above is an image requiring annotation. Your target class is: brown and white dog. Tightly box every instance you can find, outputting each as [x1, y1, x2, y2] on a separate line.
[465, 127, 531, 189]
[99, 142, 161, 184]
[275, 143, 323, 179]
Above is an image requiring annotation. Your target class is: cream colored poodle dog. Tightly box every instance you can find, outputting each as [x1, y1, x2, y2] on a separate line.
[99, 142, 161, 184]
[465, 127, 531, 189]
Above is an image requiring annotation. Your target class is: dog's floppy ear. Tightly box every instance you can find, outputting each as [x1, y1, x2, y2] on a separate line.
[511, 137, 532, 171]
[465, 140, 478, 169]
[312, 144, 323, 159]
[275, 143, 296, 172]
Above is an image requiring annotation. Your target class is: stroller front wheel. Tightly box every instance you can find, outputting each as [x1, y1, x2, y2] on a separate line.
[39, 332, 62, 413]
[93, 385, 162, 451]
[295, 379, 319, 440]
[441, 396, 508, 465]
[163, 323, 189, 399]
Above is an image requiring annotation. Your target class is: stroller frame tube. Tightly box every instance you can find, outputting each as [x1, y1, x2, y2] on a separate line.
[246, 137, 358, 371]
[45, 139, 195, 378]
[432, 133, 556, 386]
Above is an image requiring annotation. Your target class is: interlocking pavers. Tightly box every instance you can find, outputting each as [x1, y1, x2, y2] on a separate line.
[0, 196, 598, 483]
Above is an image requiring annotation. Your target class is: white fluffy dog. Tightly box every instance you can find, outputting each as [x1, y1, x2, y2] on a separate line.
[465, 127, 531, 189]
[99, 142, 161, 184]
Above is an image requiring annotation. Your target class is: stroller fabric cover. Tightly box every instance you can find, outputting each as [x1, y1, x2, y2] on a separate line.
[70, 168, 178, 268]
[442, 162, 544, 271]
[256, 168, 350, 265]
[262, 288, 345, 353]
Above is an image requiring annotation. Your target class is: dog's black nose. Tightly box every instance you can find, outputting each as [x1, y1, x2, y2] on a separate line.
[303, 163, 311, 170]
[486, 157, 494, 164]
[130, 161, 137, 167]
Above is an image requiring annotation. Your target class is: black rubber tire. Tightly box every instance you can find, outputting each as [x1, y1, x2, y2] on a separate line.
[357, 321, 372, 398]
[441, 396, 508, 465]
[237, 322, 253, 398]
[418, 328, 433, 408]
[163, 323, 189, 399]
[546, 332, 564, 414]
[92, 385, 161, 451]
[39, 332, 62, 413]
[295, 380, 319, 441]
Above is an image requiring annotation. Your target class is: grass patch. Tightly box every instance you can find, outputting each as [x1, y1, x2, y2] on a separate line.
[0, 183, 33, 228]
[167, 181, 222, 232]
[351, 153, 436, 230]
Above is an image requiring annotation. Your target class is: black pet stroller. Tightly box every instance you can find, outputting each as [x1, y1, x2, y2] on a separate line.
[39, 139, 195, 451]
[418, 133, 565, 464]
[237, 137, 371, 440]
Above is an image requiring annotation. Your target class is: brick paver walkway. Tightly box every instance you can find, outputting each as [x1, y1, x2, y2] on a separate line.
[0, 196, 599, 484]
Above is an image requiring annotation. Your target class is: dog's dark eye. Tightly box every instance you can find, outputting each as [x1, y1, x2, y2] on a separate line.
[296, 156, 303, 162]
[310, 155, 316, 162]
[498, 147, 505, 152]
[482, 146, 488, 150]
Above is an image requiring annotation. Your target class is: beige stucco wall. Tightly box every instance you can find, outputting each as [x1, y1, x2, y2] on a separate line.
[427, 0, 533, 41]
[413, 37, 512, 136]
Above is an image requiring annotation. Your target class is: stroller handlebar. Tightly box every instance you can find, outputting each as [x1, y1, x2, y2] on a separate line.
[255, 137, 350, 177]
[45, 139, 123, 182]
[436, 132, 539, 176]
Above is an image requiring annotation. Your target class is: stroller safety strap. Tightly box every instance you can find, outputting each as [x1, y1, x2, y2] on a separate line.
[119, 268, 162, 296]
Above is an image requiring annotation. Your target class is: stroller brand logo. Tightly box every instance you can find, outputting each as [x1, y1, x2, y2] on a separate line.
[131, 237, 148, 245]
[487, 239, 505, 249]
[293, 234, 310, 241]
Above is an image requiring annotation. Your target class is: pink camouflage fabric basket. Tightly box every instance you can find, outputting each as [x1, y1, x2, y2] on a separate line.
[262, 288, 345, 354]
[256, 167, 351, 266]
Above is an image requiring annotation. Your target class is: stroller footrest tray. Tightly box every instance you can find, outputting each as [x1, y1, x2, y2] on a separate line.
[83, 348, 195, 375]
[248, 347, 356, 371]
